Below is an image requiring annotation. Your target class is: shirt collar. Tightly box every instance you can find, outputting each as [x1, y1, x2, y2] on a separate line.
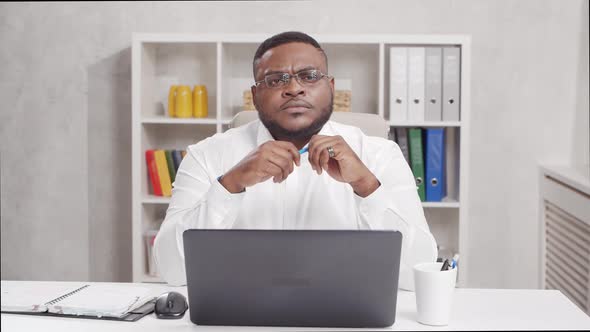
[256, 119, 335, 147]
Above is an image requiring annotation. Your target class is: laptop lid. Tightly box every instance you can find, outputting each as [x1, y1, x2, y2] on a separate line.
[183, 229, 402, 328]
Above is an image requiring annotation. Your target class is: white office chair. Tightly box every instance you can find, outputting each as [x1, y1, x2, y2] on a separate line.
[229, 111, 390, 139]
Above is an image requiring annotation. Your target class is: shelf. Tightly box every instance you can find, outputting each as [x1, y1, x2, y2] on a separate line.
[141, 116, 217, 124]
[422, 201, 460, 208]
[389, 121, 461, 127]
[142, 195, 171, 205]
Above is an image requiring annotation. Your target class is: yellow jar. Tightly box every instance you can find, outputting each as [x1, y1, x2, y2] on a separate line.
[175, 85, 193, 118]
[167, 85, 177, 117]
[193, 85, 208, 118]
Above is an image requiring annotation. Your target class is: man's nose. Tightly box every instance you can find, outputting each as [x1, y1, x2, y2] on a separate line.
[282, 77, 305, 98]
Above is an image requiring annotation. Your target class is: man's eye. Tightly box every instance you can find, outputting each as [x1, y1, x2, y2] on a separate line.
[266, 76, 283, 87]
[301, 71, 319, 82]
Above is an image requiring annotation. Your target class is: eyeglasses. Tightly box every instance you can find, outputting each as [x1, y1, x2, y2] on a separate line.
[254, 69, 332, 89]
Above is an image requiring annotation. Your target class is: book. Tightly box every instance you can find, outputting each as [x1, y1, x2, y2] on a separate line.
[145, 150, 162, 196]
[154, 150, 172, 197]
[1, 281, 156, 321]
[172, 150, 183, 172]
[408, 128, 426, 201]
[165, 150, 176, 183]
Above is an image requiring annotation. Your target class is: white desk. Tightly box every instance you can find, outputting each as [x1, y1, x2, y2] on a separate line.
[1, 282, 589, 331]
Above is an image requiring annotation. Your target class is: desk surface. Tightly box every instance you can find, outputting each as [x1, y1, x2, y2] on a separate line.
[1, 282, 589, 331]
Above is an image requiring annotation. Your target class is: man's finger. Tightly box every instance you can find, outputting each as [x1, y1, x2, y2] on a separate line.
[265, 153, 291, 182]
[309, 136, 336, 174]
[261, 160, 284, 183]
[274, 141, 301, 166]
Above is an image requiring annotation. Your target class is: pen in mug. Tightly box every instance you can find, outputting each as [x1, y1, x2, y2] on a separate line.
[299, 146, 309, 154]
[451, 254, 460, 269]
[440, 259, 450, 271]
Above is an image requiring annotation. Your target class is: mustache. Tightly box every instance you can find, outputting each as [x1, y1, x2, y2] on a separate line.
[280, 99, 313, 110]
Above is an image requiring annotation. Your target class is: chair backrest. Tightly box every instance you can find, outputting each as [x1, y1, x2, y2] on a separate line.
[229, 111, 390, 139]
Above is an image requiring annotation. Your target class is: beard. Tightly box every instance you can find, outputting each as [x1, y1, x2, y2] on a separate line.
[258, 96, 333, 142]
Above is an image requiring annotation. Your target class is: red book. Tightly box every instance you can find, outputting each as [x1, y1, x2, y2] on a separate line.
[145, 150, 162, 196]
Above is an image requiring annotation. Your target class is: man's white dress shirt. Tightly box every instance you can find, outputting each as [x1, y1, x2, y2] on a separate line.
[154, 119, 437, 290]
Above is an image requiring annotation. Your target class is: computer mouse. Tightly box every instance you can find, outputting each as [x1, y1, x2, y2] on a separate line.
[154, 291, 188, 319]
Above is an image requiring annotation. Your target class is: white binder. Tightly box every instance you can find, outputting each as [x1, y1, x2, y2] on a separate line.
[425, 47, 442, 121]
[408, 47, 425, 121]
[442, 47, 461, 121]
[389, 47, 408, 123]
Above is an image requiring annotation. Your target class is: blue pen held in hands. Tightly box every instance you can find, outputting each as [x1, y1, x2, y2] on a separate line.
[299, 146, 309, 154]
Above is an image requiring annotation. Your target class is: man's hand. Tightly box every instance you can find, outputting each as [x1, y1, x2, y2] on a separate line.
[219, 141, 301, 193]
[308, 135, 380, 197]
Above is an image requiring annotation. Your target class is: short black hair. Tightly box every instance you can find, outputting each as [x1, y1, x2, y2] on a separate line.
[252, 31, 328, 79]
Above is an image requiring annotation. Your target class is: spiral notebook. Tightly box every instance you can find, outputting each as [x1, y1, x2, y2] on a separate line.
[1, 281, 157, 322]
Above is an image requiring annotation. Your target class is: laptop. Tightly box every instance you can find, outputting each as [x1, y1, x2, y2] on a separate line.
[183, 229, 402, 328]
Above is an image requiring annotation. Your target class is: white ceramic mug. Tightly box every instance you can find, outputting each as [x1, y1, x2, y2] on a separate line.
[413, 262, 457, 326]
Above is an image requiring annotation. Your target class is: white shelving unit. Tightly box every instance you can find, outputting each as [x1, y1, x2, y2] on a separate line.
[132, 33, 471, 285]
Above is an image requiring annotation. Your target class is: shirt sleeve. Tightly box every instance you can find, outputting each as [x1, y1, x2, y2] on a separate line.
[153, 146, 245, 286]
[353, 138, 438, 291]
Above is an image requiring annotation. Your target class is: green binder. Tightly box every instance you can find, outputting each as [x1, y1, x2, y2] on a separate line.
[408, 128, 425, 201]
[165, 150, 176, 183]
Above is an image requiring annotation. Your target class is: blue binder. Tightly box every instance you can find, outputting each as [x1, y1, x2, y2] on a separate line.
[424, 128, 446, 202]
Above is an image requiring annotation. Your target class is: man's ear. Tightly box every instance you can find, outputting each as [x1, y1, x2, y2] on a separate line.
[329, 77, 335, 94]
[251, 85, 259, 111]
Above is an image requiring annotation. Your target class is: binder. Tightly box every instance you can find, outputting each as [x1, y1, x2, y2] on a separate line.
[394, 127, 410, 165]
[425, 47, 442, 121]
[442, 47, 461, 121]
[389, 47, 408, 123]
[408, 47, 425, 122]
[408, 128, 425, 201]
[424, 128, 446, 202]
[445, 127, 460, 201]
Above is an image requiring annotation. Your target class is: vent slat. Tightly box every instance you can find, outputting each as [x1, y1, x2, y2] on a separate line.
[546, 214, 590, 254]
[546, 230, 590, 269]
[546, 209, 590, 250]
[545, 278, 557, 290]
[546, 251, 587, 295]
[546, 202, 590, 236]
[545, 269, 586, 309]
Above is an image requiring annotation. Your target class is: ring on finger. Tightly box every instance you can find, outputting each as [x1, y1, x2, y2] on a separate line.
[327, 146, 335, 158]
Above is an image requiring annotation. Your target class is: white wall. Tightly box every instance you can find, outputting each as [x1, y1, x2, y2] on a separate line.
[1, 0, 588, 287]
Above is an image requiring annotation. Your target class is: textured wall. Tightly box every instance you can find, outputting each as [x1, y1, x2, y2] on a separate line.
[0, 0, 588, 287]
